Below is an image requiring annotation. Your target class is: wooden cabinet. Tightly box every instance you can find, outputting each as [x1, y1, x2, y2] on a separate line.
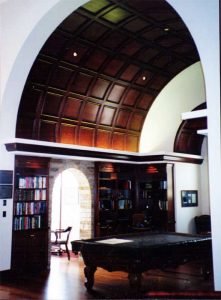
[95, 163, 134, 236]
[12, 156, 49, 273]
[95, 162, 175, 237]
[12, 230, 48, 272]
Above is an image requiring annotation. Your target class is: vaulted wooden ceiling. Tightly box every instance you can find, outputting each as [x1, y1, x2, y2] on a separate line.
[16, 0, 205, 154]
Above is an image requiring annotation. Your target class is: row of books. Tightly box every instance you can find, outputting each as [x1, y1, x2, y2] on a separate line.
[99, 180, 132, 190]
[13, 215, 43, 230]
[15, 189, 47, 201]
[100, 199, 132, 210]
[141, 189, 166, 199]
[99, 190, 131, 198]
[18, 176, 47, 189]
[14, 201, 46, 215]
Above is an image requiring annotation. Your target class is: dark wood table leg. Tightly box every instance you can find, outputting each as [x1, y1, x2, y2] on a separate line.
[84, 265, 97, 290]
[128, 272, 142, 289]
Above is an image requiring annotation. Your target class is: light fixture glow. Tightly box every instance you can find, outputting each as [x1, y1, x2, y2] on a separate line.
[73, 52, 78, 57]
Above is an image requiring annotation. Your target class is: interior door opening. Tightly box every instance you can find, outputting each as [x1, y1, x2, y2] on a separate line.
[51, 168, 80, 249]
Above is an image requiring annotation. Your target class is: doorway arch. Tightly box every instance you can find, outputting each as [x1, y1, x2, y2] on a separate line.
[51, 168, 80, 247]
[49, 159, 95, 244]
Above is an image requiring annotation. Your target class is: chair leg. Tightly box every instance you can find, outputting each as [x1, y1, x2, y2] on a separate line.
[65, 244, 70, 260]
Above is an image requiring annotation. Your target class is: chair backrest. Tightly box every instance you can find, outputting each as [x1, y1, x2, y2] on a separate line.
[194, 215, 211, 234]
[64, 226, 72, 242]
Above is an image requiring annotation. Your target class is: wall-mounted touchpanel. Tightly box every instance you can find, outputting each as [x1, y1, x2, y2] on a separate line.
[0, 185, 13, 199]
[0, 170, 13, 199]
[0, 170, 13, 184]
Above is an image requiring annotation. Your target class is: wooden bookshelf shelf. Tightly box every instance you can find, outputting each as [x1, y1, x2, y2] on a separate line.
[95, 162, 175, 237]
[12, 155, 49, 273]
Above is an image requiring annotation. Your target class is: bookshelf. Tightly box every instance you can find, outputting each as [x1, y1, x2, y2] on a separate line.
[96, 163, 134, 236]
[95, 162, 175, 237]
[13, 175, 47, 231]
[12, 156, 49, 273]
[138, 164, 174, 231]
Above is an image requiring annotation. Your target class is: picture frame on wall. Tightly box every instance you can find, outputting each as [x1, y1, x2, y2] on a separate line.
[181, 190, 198, 207]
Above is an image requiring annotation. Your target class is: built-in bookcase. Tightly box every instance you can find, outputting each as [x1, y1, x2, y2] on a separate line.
[13, 175, 47, 230]
[95, 162, 175, 237]
[95, 162, 134, 236]
[12, 155, 49, 273]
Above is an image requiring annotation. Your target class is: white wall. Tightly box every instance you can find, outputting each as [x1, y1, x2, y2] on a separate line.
[168, 0, 221, 291]
[200, 138, 210, 213]
[139, 62, 205, 153]
[0, 0, 88, 271]
[174, 163, 202, 233]
[0, 0, 87, 143]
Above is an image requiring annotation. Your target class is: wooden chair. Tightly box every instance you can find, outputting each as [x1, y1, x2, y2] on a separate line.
[51, 226, 72, 260]
[194, 215, 211, 235]
[131, 213, 151, 231]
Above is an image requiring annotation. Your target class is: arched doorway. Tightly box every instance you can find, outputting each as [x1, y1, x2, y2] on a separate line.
[51, 168, 80, 248]
[50, 160, 94, 248]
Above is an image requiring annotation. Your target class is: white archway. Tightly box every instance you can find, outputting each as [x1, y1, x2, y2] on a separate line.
[0, 0, 87, 144]
[50, 161, 93, 242]
[52, 169, 80, 248]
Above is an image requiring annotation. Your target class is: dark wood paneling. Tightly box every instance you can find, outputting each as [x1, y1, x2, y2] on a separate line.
[42, 93, 63, 116]
[16, 0, 200, 153]
[99, 106, 116, 126]
[115, 110, 131, 128]
[84, 49, 108, 71]
[82, 101, 100, 123]
[78, 127, 95, 146]
[96, 130, 111, 148]
[39, 121, 57, 142]
[174, 103, 207, 155]
[59, 124, 77, 144]
[129, 113, 145, 131]
[123, 89, 140, 106]
[112, 132, 125, 150]
[62, 97, 83, 120]
[137, 93, 154, 110]
[70, 72, 93, 95]
[103, 58, 124, 76]
[90, 78, 110, 99]
[126, 134, 139, 152]
[107, 84, 126, 103]
[49, 66, 72, 90]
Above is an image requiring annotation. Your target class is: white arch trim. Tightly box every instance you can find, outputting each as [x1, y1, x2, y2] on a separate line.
[0, 0, 87, 141]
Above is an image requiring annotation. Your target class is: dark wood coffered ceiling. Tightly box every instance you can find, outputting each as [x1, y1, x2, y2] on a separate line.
[16, 0, 205, 154]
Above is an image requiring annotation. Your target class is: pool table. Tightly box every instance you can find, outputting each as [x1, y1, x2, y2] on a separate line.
[71, 231, 212, 290]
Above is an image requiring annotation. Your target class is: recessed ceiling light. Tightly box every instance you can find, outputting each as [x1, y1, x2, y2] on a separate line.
[164, 27, 170, 32]
[73, 52, 78, 57]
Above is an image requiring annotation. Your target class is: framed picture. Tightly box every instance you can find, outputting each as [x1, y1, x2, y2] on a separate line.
[181, 190, 198, 207]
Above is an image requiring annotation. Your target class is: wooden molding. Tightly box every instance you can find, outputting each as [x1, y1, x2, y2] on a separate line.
[5, 142, 203, 164]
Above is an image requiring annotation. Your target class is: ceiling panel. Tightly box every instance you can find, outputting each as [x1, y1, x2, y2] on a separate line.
[16, 0, 201, 153]
[100, 106, 116, 126]
[62, 97, 82, 120]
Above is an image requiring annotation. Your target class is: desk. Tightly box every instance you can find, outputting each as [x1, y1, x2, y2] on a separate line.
[71, 232, 212, 290]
